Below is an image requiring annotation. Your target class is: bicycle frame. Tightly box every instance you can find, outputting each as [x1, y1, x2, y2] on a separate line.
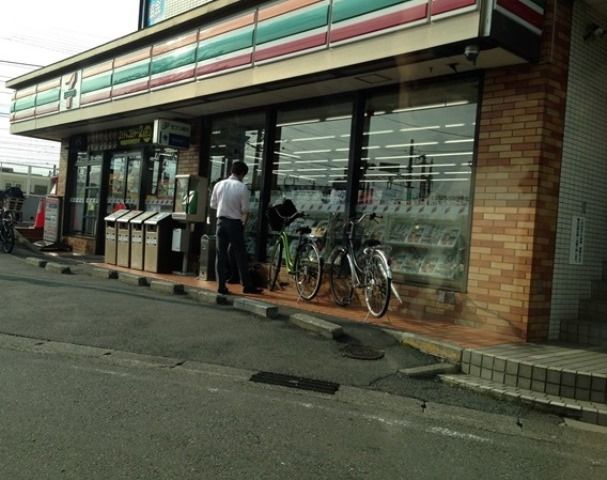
[340, 213, 402, 304]
[277, 230, 296, 274]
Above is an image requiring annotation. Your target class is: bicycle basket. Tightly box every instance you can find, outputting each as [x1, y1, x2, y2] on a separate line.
[267, 199, 298, 231]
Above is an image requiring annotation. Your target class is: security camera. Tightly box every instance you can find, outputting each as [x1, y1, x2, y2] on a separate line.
[464, 44, 480, 65]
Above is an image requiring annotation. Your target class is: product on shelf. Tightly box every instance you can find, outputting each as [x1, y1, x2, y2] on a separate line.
[437, 227, 460, 247]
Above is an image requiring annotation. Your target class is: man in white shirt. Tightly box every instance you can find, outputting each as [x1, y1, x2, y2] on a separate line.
[210, 161, 263, 295]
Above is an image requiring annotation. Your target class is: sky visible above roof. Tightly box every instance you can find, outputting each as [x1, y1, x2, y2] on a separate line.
[0, 0, 141, 169]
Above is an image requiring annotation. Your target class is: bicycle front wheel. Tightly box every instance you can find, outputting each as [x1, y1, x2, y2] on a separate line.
[268, 240, 283, 291]
[364, 251, 391, 318]
[328, 248, 354, 306]
[1, 225, 15, 253]
[294, 241, 323, 300]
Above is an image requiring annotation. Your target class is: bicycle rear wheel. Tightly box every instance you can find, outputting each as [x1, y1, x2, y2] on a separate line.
[328, 248, 354, 306]
[268, 240, 283, 291]
[364, 251, 391, 318]
[1, 224, 15, 253]
[294, 241, 323, 300]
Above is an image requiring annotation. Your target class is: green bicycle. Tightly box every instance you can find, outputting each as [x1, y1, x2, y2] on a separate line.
[267, 201, 324, 301]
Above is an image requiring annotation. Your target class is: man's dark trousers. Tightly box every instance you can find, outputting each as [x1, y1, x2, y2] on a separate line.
[216, 217, 252, 291]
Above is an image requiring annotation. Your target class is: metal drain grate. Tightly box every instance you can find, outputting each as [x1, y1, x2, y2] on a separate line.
[250, 371, 339, 394]
[342, 344, 385, 360]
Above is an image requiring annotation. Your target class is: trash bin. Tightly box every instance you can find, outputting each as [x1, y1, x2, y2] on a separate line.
[199, 234, 216, 281]
[116, 210, 143, 267]
[144, 212, 173, 273]
[104, 209, 129, 265]
[130, 211, 157, 270]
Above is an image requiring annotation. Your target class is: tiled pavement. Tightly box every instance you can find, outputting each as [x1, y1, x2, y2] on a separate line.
[449, 343, 607, 426]
[32, 250, 607, 425]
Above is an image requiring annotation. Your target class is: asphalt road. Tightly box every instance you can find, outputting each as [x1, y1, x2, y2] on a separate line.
[1, 338, 605, 480]
[0, 250, 536, 416]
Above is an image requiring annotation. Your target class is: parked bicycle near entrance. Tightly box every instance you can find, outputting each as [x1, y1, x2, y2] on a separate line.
[328, 212, 402, 318]
[0, 193, 23, 254]
[267, 200, 324, 301]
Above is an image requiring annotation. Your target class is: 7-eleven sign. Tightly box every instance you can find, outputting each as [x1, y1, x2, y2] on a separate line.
[60, 70, 82, 111]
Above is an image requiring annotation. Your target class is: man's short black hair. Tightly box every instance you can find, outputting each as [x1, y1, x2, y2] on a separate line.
[231, 161, 249, 177]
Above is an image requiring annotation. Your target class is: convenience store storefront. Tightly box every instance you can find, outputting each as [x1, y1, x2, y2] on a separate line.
[8, 0, 597, 342]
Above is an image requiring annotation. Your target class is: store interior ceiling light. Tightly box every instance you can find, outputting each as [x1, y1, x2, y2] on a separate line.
[392, 100, 469, 113]
[292, 149, 332, 154]
[275, 151, 301, 159]
[277, 119, 321, 127]
[399, 125, 440, 132]
[291, 135, 336, 142]
[326, 115, 352, 121]
[445, 123, 466, 128]
[444, 139, 473, 144]
[386, 142, 439, 148]
[364, 130, 395, 135]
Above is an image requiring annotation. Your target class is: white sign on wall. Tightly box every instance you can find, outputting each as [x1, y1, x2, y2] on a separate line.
[569, 215, 585, 265]
[153, 119, 191, 148]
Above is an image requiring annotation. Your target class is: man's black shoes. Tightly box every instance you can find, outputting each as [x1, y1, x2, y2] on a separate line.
[243, 287, 263, 295]
[218, 287, 230, 295]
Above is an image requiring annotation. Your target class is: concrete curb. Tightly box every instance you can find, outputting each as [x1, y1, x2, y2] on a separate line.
[233, 297, 279, 319]
[45, 262, 71, 274]
[188, 289, 233, 306]
[384, 329, 463, 364]
[150, 280, 185, 295]
[289, 313, 344, 339]
[90, 267, 118, 279]
[25, 256, 47, 268]
[400, 363, 459, 378]
[118, 272, 149, 287]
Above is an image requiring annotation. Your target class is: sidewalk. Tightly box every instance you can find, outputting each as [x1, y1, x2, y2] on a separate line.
[16, 244, 607, 427]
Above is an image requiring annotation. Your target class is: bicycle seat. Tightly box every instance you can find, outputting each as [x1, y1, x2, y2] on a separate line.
[296, 226, 311, 235]
[364, 239, 381, 247]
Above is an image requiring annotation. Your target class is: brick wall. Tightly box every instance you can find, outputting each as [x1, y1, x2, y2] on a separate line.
[393, 0, 572, 341]
[465, 0, 572, 340]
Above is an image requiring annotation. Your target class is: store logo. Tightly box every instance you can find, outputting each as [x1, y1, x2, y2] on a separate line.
[60, 71, 81, 111]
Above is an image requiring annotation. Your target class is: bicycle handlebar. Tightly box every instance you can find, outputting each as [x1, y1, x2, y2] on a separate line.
[350, 212, 382, 226]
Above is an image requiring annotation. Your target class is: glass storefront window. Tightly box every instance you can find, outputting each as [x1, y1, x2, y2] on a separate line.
[358, 78, 479, 290]
[270, 100, 351, 258]
[208, 112, 266, 256]
[144, 151, 177, 211]
[68, 153, 102, 236]
[107, 151, 142, 213]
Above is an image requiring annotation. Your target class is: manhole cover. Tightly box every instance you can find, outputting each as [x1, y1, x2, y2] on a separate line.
[342, 344, 384, 360]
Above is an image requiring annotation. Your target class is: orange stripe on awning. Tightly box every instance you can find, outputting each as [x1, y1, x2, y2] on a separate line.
[199, 12, 255, 41]
[258, 0, 322, 22]
[153, 31, 199, 56]
[15, 86, 36, 99]
[114, 47, 151, 68]
[37, 78, 61, 92]
[83, 60, 114, 78]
